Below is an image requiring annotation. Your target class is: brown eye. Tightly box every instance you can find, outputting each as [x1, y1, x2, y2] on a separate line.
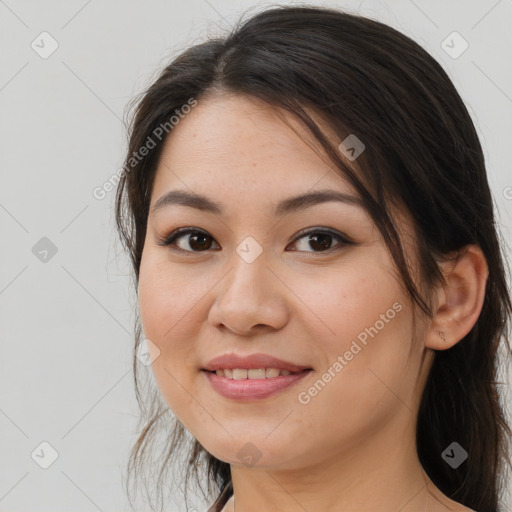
[156, 228, 220, 253]
[305, 233, 333, 251]
[185, 232, 213, 251]
[288, 228, 351, 253]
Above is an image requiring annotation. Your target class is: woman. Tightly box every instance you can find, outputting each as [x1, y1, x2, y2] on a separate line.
[115, 5, 512, 512]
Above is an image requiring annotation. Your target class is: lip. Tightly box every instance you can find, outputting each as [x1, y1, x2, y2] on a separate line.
[202, 368, 312, 401]
[202, 353, 313, 373]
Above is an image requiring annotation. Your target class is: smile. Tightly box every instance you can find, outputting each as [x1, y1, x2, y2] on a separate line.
[202, 368, 313, 401]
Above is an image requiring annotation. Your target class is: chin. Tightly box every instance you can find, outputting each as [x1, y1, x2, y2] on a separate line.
[201, 437, 302, 470]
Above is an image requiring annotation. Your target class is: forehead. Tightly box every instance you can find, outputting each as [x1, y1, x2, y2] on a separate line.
[151, 93, 360, 207]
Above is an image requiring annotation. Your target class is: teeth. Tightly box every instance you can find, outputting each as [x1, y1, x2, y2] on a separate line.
[214, 368, 296, 379]
[265, 368, 280, 378]
[248, 368, 266, 379]
[233, 368, 247, 380]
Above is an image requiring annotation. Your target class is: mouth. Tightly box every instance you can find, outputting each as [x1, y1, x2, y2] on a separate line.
[202, 352, 313, 375]
[201, 368, 314, 400]
[202, 368, 313, 380]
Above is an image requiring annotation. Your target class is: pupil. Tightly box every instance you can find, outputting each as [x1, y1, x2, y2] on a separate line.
[190, 233, 211, 251]
[310, 233, 331, 251]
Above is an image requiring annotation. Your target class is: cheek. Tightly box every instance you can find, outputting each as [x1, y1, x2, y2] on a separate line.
[138, 252, 199, 344]
[137, 254, 194, 383]
[137, 250, 216, 397]
[292, 257, 402, 344]
[137, 256, 202, 425]
[291, 265, 411, 431]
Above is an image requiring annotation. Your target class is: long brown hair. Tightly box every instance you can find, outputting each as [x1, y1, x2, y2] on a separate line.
[115, 5, 512, 512]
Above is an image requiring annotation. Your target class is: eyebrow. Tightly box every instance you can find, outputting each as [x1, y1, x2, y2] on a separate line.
[151, 188, 364, 217]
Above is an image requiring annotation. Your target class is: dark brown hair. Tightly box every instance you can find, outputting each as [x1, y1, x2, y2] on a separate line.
[115, 5, 512, 512]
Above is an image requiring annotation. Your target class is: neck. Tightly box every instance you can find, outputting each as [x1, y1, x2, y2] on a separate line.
[226, 411, 451, 512]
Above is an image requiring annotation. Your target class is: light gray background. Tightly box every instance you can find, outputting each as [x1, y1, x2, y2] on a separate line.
[1, 1, 511, 511]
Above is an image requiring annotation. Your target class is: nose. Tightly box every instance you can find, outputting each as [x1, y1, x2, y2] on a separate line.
[207, 252, 289, 336]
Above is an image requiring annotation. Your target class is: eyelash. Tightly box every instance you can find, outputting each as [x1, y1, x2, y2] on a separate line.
[155, 226, 353, 255]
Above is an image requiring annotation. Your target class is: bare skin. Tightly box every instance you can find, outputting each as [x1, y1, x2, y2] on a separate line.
[137, 92, 487, 512]
[219, 494, 477, 512]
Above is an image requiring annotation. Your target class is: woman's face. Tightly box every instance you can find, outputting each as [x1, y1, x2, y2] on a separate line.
[138, 93, 432, 470]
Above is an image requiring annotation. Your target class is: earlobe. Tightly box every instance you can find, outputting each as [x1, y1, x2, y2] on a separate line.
[425, 245, 489, 351]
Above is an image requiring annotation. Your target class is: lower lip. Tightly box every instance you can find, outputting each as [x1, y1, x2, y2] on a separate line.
[202, 369, 312, 401]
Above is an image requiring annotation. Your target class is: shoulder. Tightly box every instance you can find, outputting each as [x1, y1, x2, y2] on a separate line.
[450, 504, 477, 512]
[434, 497, 476, 512]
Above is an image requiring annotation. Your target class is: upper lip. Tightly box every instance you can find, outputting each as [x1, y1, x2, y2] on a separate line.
[202, 353, 313, 373]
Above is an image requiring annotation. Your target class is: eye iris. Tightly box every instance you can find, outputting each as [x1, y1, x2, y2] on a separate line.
[309, 233, 332, 251]
[189, 233, 212, 251]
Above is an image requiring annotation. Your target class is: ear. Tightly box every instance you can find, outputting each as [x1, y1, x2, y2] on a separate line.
[425, 245, 489, 350]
